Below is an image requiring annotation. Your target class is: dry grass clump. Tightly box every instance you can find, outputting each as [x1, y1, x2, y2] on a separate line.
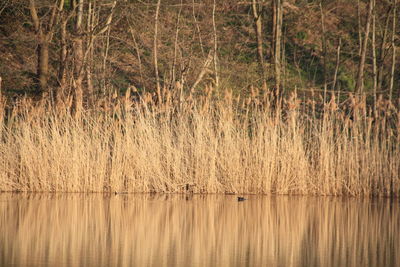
[0, 89, 399, 196]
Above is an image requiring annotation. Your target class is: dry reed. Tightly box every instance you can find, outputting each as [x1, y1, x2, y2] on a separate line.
[0, 90, 398, 196]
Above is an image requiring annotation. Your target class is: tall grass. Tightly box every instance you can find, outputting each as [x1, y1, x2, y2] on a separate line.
[0, 89, 399, 195]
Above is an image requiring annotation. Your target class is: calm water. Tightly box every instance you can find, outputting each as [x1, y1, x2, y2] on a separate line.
[0, 194, 398, 267]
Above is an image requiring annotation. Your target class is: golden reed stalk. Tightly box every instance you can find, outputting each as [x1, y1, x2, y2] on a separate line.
[0, 90, 398, 196]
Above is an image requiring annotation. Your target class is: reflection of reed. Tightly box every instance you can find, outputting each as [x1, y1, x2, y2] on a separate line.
[0, 194, 398, 267]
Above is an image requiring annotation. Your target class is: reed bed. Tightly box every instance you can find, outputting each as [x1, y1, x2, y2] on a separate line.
[0, 89, 399, 196]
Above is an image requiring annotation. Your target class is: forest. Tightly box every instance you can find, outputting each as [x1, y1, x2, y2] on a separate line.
[0, 0, 398, 104]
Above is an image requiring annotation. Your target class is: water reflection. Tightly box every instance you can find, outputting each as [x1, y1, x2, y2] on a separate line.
[0, 194, 398, 267]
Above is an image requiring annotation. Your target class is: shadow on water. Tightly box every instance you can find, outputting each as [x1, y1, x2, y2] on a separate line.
[0, 194, 398, 267]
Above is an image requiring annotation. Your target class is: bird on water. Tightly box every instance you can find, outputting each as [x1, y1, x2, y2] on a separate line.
[237, 197, 247, 201]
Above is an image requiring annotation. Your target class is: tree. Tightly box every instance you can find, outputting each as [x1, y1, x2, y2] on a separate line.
[252, 0, 268, 92]
[389, 0, 397, 102]
[29, 0, 64, 95]
[72, 0, 84, 116]
[273, 0, 283, 95]
[355, 0, 374, 95]
[153, 0, 162, 103]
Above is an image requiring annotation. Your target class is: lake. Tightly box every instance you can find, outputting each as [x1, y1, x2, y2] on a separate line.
[0, 194, 398, 267]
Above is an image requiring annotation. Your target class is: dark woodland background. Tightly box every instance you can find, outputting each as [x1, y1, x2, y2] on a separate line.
[0, 0, 398, 108]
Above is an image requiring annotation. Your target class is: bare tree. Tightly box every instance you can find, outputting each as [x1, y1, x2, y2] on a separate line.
[273, 0, 283, 95]
[389, 0, 397, 102]
[372, 0, 378, 111]
[58, 14, 68, 99]
[171, 0, 183, 89]
[320, 2, 328, 102]
[252, 0, 267, 92]
[357, 0, 362, 56]
[29, 0, 64, 94]
[57, 2, 77, 104]
[86, 0, 94, 99]
[377, 7, 391, 92]
[355, 0, 374, 95]
[154, 0, 162, 103]
[128, 24, 145, 91]
[96, 1, 117, 96]
[69, 0, 117, 112]
[332, 38, 341, 92]
[72, 0, 84, 116]
[271, 0, 276, 59]
[190, 50, 213, 93]
[212, 0, 219, 88]
[192, 0, 204, 56]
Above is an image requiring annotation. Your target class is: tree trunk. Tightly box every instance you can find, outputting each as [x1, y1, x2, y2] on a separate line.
[73, 0, 84, 117]
[154, 0, 162, 104]
[57, 15, 68, 103]
[272, 0, 276, 59]
[355, 0, 374, 94]
[212, 0, 219, 88]
[129, 26, 145, 91]
[38, 37, 50, 93]
[357, 0, 362, 56]
[377, 7, 391, 91]
[273, 0, 282, 95]
[372, 0, 377, 111]
[98, 1, 116, 95]
[29, 0, 63, 96]
[86, 0, 94, 100]
[102, 26, 111, 94]
[29, 0, 49, 94]
[190, 50, 213, 93]
[252, 0, 267, 92]
[332, 38, 341, 92]
[171, 0, 183, 89]
[192, 0, 204, 56]
[73, 38, 84, 115]
[389, 0, 397, 102]
[320, 2, 328, 102]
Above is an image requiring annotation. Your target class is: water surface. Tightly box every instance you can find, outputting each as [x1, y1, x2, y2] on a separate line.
[0, 194, 398, 267]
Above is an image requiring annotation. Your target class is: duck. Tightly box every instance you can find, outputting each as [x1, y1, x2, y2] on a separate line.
[237, 197, 247, 202]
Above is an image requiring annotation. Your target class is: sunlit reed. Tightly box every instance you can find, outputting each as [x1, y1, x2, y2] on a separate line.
[0, 90, 398, 195]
